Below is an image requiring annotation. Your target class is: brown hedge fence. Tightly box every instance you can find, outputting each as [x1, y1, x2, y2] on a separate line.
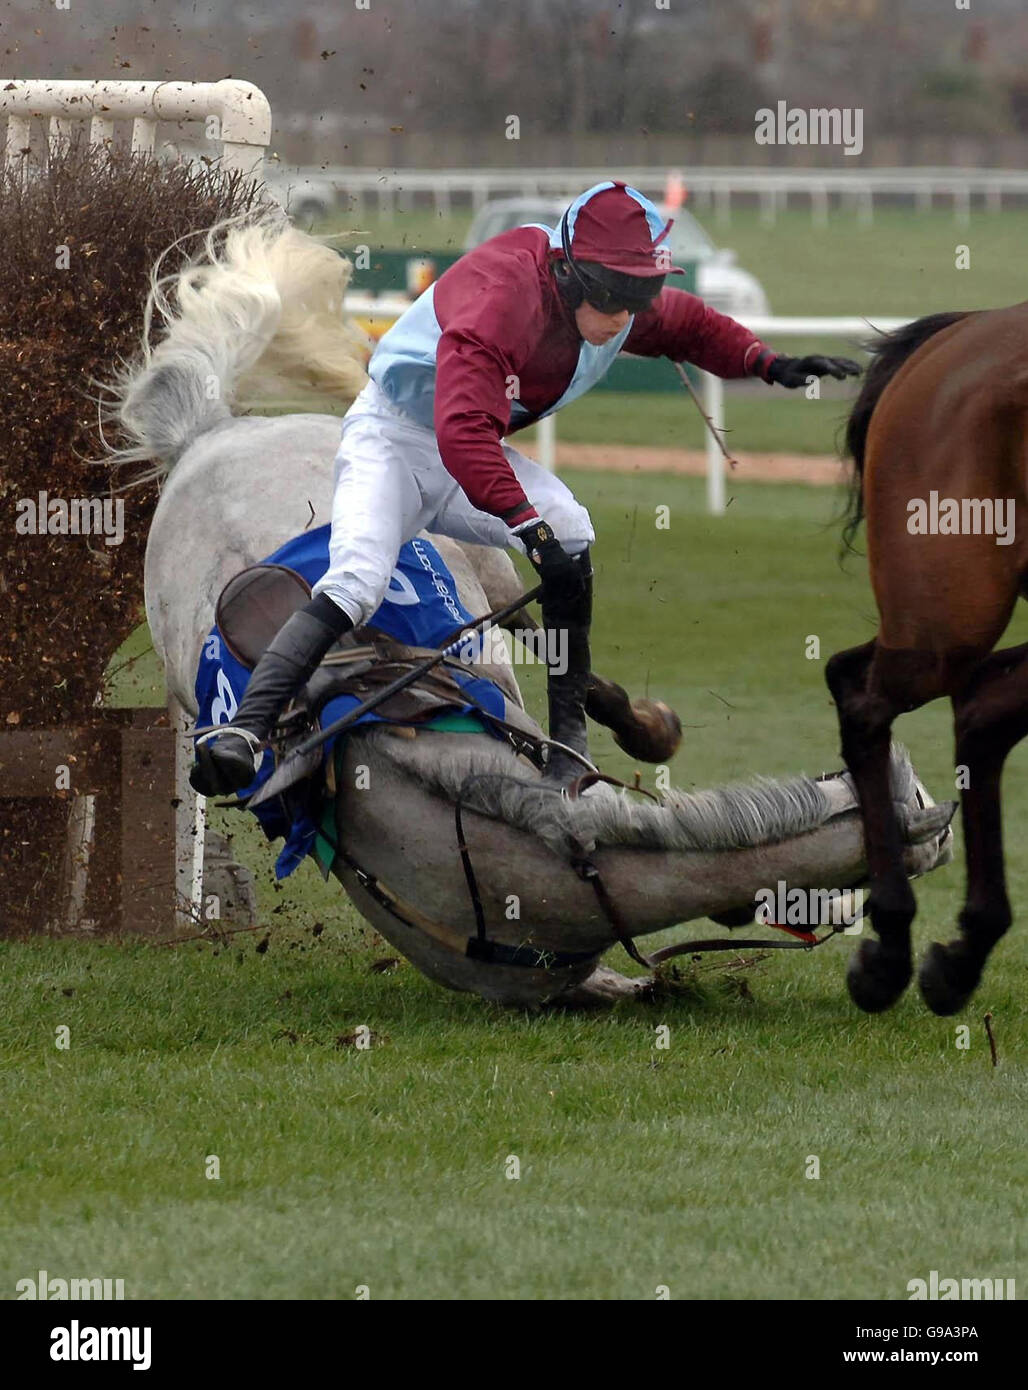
[0, 141, 261, 935]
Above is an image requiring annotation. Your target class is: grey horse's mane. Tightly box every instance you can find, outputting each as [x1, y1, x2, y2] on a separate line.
[356, 730, 916, 861]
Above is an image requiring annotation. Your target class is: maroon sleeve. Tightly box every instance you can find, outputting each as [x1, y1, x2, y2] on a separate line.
[624, 287, 776, 379]
[431, 244, 547, 523]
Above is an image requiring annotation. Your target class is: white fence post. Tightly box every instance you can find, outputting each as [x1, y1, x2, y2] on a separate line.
[703, 372, 725, 516]
[537, 413, 557, 472]
[169, 703, 207, 930]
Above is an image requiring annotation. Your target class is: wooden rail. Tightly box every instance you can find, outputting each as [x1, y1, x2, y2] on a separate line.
[0, 709, 183, 936]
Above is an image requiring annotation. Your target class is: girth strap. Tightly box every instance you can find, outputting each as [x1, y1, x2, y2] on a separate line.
[565, 768, 657, 968]
[327, 814, 594, 972]
[454, 797, 487, 944]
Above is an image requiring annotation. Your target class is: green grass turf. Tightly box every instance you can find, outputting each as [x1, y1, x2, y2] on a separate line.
[2, 470, 1026, 1300]
[524, 384, 852, 456]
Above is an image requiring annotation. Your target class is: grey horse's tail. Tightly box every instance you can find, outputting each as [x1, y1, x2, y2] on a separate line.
[105, 209, 368, 480]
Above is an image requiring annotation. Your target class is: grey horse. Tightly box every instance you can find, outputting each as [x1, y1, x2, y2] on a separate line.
[123, 213, 955, 1007]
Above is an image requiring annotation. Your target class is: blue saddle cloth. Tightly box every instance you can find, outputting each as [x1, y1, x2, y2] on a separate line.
[194, 525, 508, 877]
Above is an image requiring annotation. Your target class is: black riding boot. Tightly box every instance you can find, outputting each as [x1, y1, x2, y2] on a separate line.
[190, 594, 353, 796]
[542, 550, 593, 785]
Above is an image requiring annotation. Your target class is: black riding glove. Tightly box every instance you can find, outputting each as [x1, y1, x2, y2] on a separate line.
[767, 354, 862, 389]
[515, 517, 587, 605]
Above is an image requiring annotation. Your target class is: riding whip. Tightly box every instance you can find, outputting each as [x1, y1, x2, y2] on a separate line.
[673, 360, 739, 470]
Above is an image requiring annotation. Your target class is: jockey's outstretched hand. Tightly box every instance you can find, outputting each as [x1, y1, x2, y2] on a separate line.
[767, 354, 862, 389]
[516, 518, 588, 605]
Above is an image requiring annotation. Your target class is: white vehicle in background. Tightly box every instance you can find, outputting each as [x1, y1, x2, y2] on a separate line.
[464, 196, 770, 319]
[262, 165, 337, 225]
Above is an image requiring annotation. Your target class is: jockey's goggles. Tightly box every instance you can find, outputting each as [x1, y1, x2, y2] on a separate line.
[575, 265, 665, 316]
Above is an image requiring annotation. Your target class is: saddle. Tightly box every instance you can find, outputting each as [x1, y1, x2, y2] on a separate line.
[215, 561, 529, 733]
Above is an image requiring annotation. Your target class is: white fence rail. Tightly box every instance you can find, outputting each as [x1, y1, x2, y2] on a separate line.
[0, 78, 271, 177]
[320, 165, 1028, 227]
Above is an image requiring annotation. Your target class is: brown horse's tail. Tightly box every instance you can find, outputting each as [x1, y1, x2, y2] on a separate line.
[842, 310, 971, 552]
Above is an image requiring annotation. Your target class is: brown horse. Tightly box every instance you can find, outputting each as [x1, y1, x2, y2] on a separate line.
[828, 304, 1028, 1015]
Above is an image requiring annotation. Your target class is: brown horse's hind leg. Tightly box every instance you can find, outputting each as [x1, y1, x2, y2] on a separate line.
[826, 640, 928, 1011]
[919, 641, 1028, 1014]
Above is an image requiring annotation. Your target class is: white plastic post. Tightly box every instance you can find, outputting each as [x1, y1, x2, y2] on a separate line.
[703, 372, 725, 516]
[130, 116, 157, 157]
[48, 115, 75, 152]
[5, 113, 29, 163]
[169, 695, 206, 928]
[538, 413, 556, 472]
[89, 115, 115, 149]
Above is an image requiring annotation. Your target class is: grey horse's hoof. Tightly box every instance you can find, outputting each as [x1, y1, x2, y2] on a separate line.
[847, 938, 912, 1014]
[918, 941, 981, 1016]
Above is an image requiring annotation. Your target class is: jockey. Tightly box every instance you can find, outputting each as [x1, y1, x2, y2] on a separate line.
[191, 179, 859, 795]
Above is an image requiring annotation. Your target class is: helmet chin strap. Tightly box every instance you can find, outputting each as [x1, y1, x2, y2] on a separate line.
[553, 257, 584, 313]
[559, 208, 595, 304]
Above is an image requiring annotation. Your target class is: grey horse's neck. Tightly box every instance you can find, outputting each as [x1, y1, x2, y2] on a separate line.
[362, 725, 921, 860]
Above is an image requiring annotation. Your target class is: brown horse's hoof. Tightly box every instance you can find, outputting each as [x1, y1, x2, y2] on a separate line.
[585, 677, 682, 763]
[614, 698, 682, 763]
[846, 938, 912, 1013]
[918, 941, 981, 1016]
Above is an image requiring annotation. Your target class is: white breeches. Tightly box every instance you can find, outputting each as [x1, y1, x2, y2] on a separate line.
[310, 381, 594, 624]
